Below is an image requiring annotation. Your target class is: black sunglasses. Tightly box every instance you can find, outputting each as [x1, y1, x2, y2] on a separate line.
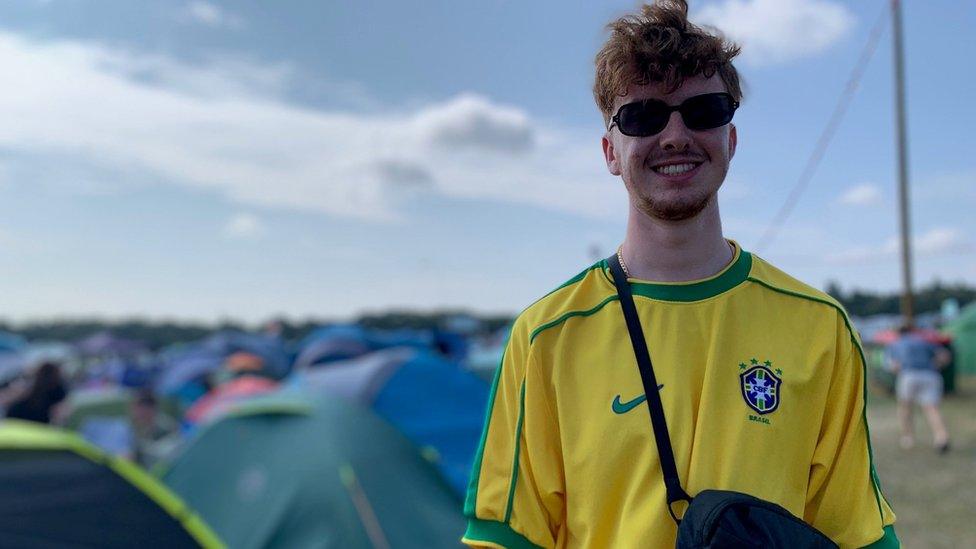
[608, 92, 739, 137]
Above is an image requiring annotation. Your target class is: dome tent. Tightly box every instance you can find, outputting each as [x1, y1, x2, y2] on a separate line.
[161, 391, 465, 549]
[0, 420, 222, 548]
[946, 302, 976, 374]
[297, 347, 489, 497]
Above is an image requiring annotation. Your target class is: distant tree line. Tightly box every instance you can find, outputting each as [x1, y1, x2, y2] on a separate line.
[825, 280, 976, 317]
[0, 310, 516, 351]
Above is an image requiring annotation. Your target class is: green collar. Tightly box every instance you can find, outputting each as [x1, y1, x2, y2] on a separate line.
[603, 245, 753, 302]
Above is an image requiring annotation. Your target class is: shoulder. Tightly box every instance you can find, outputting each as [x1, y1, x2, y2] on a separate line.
[745, 253, 859, 340]
[511, 260, 617, 348]
[746, 254, 848, 315]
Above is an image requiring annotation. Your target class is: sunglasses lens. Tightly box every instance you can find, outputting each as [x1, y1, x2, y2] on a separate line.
[617, 100, 669, 137]
[681, 94, 736, 130]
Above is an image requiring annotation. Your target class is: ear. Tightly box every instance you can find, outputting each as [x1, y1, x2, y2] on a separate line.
[728, 123, 738, 160]
[602, 133, 622, 176]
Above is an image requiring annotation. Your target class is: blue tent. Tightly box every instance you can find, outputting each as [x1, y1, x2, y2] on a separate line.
[158, 332, 289, 398]
[296, 348, 489, 497]
[0, 332, 26, 354]
[294, 325, 439, 370]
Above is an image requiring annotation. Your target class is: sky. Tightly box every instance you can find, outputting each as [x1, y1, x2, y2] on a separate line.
[0, 0, 973, 323]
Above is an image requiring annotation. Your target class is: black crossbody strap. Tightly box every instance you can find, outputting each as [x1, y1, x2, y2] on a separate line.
[607, 254, 692, 523]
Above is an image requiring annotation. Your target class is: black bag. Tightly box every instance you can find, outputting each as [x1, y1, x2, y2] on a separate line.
[607, 254, 837, 549]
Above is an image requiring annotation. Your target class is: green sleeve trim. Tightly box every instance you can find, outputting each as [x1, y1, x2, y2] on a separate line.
[465, 326, 514, 517]
[862, 525, 900, 548]
[745, 277, 893, 523]
[529, 295, 619, 344]
[463, 518, 545, 549]
[523, 261, 606, 314]
[503, 380, 527, 523]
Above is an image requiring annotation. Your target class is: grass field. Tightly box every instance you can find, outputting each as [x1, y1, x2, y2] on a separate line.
[867, 375, 976, 547]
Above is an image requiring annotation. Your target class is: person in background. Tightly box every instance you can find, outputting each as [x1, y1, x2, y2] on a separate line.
[5, 362, 68, 424]
[129, 389, 178, 468]
[887, 323, 952, 453]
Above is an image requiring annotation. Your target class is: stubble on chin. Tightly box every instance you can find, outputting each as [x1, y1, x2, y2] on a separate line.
[630, 185, 714, 222]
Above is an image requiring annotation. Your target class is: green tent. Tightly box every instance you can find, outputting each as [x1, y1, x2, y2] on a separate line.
[161, 391, 465, 548]
[64, 386, 181, 431]
[946, 303, 976, 375]
[0, 420, 223, 548]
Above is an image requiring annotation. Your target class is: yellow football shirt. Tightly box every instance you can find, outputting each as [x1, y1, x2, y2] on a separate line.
[463, 241, 897, 549]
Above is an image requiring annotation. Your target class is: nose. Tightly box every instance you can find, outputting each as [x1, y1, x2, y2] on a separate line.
[658, 111, 691, 152]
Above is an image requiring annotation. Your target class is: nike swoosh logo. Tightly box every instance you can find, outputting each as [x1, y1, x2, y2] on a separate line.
[612, 384, 664, 414]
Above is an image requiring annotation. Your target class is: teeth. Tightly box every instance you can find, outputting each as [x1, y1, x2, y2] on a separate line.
[654, 163, 697, 175]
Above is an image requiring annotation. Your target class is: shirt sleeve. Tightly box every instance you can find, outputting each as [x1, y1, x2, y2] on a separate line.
[804, 328, 899, 548]
[462, 317, 565, 549]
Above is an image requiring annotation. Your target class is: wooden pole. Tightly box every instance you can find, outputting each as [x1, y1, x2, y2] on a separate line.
[892, 0, 915, 325]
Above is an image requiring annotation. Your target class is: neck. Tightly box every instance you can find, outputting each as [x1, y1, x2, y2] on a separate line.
[620, 199, 733, 282]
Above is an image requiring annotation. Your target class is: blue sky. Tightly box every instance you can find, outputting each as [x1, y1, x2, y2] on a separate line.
[0, 0, 973, 323]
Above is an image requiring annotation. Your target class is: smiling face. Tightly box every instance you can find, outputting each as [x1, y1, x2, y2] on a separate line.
[602, 74, 737, 222]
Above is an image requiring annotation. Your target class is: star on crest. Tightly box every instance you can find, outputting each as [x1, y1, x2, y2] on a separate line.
[764, 360, 772, 367]
[775, 368, 783, 376]
[750, 358, 759, 365]
[739, 362, 747, 370]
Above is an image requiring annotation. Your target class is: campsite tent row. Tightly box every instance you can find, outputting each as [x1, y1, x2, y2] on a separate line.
[3, 389, 472, 548]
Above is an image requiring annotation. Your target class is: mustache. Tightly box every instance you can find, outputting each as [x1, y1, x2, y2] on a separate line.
[643, 153, 707, 167]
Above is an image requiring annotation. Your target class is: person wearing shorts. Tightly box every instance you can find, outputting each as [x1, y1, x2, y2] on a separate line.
[887, 324, 951, 452]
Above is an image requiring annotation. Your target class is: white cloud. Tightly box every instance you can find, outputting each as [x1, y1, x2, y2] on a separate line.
[97, 50, 295, 100]
[694, 0, 855, 67]
[827, 227, 972, 263]
[414, 94, 534, 154]
[222, 213, 266, 239]
[915, 228, 968, 255]
[837, 183, 882, 206]
[0, 32, 619, 223]
[183, 1, 245, 30]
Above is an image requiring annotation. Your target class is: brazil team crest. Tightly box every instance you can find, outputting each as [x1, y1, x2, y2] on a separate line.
[740, 365, 782, 415]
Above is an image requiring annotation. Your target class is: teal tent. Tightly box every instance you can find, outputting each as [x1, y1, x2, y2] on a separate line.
[946, 303, 976, 375]
[161, 391, 465, 548]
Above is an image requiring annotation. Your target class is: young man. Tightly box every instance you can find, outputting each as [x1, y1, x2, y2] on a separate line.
[887, 324, 951, 453]
[462, 2, 898, 548]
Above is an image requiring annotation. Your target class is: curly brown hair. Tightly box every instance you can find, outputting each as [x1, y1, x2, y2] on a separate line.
[594, 0, 743, 126]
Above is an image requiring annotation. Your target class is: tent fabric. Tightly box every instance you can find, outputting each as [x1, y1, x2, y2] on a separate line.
[63, 386, 180, 431]
[293, 325, 373, 369]
[292, 337, 371, 370]
[183, 376, 279, 425]
[946, 303, 976, 374]
[162, 391, 465, 549]
[295, 347, 416, 402]
[296, 348, 489, 498]
[0, 420, 223, 548]
[0, 331, 27, 354]
[198, 332, 289, 379]
[371, 352, 489, 497]
[76, 332, 147, 358]
[871, 328, 951, 345]
[293, 326, 435, 370]
[158, 332, 289, 396]
[158, 353, 222, 395]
